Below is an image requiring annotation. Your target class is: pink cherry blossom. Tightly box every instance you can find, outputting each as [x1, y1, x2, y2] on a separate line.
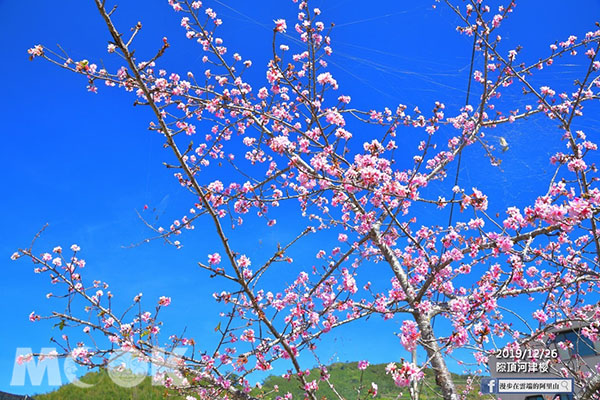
[158, 296, 172, 307]
[208, 252, 221, 265]
[274, 19, 287, 33]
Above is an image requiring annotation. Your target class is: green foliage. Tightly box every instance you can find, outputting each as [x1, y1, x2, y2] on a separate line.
[33, 369, 185, 400]
[254, 362, 482, 400]
[33, 363, 484, 400]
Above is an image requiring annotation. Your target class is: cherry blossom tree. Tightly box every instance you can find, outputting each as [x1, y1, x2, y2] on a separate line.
[14, 0, 600, 399]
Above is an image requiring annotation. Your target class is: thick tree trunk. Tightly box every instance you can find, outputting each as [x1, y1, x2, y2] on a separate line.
[414, 313, 458, 400]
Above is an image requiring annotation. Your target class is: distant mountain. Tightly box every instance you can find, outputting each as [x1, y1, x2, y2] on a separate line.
[32, 362, 482, 399]
[0, 391, 35, 400]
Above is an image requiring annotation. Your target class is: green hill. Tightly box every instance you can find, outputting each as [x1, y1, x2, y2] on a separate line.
[33, 362, 485, 399]
[33, 369, 184, 400]
[255, 362, 483, 400]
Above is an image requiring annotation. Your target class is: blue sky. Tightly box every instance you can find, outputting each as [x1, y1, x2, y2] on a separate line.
[2, 0, 600, 396]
